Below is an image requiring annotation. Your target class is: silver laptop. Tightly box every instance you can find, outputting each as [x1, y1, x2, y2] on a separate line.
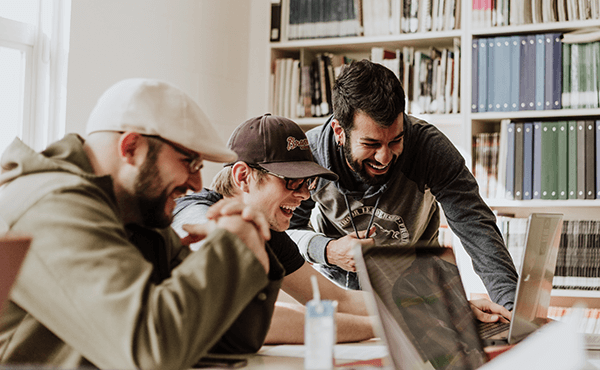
[353, 213, 563, 369]
[0, 234, 31, 308]
[479, 213, 563, 346]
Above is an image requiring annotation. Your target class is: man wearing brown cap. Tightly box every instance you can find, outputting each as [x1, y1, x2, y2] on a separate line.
[0, 79, 281, 369]
[173, 114, 376, 345]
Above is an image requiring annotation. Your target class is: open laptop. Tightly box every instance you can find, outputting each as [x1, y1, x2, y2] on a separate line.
[477, 213, 563, 346]
[0, 234, 31, 308]
[353, 213, 563, 369]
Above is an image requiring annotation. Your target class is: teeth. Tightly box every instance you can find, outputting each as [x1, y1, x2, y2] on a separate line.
[368, 163, 388, 170]
[281, 205, 297, 211]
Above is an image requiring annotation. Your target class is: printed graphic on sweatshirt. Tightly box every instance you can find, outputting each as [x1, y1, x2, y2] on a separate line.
[339, 206, 410, 244]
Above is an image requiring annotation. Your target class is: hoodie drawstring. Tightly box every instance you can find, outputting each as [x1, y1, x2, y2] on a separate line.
[342, 193, 382, 288]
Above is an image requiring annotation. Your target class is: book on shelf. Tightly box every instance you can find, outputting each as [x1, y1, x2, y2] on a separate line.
[514, 123, 525, 199]
[523, 122, 534, 199]
[471, 39, 478, 113]
[285, 0, 361, 40]
[578, 120, 586, 199]
[541, 121, 559, 199]
[568, 120, 579, 199]
[270, 0, 282, 42]
[586, 120, 597, 199]
[533, 121, 543, 199]
[535, 34, 546, 111]
[471, 0, 599, 28]
[557, 121, 569, 200]
[553, 220, 600, 291]
[505, 122, 516, 199]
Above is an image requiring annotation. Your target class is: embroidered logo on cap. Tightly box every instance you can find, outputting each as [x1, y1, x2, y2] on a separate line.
[287, 136, 309, 151]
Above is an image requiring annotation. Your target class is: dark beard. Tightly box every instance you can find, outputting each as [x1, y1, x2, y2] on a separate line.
[134, 148, 172, 229]
[342, 138, 392, 186]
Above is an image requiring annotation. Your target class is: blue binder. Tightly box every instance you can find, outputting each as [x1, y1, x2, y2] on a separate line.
[509, 36, 521, 112]
[535, 34, 545, 111]
[505, 122, 515, 199]
[496, 37, 511, 112]
[544, 34, 554, 110]
[552, 33, 563, 109]
[523, 122, 533, 199]
[514, 123, 524, 199]
[487, 38, 495, 112]
[472, 38, 479, 113]
[478, 37, 488, 112]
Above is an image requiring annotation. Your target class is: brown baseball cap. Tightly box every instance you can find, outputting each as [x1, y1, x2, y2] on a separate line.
[227, 114, 338, 181]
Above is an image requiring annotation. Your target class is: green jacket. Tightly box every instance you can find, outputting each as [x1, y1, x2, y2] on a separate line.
[0, 134, 284, 370]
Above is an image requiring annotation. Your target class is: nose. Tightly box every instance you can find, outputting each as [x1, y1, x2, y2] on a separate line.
[374, 146, 393, 165]
[294, 183, 311, 200]
[186, 171, 203, 192]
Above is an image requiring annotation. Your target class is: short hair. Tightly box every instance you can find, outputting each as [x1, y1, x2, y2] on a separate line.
[210, 163, 269, 197]
[332, 59, 406, 132]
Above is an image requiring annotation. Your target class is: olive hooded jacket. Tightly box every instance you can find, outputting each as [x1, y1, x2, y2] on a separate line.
[0, 134, 284, 370]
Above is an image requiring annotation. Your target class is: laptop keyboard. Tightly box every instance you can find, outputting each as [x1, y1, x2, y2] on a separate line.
[478, 321, 510, 338]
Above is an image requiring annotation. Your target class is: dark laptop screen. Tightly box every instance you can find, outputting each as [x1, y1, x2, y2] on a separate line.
[358, 245, 487, 370]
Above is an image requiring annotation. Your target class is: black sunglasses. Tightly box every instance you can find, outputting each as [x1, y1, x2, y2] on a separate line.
[249, 164, 317, 191]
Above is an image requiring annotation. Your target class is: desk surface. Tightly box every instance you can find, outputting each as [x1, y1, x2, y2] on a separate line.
[198, 339, 389, 370]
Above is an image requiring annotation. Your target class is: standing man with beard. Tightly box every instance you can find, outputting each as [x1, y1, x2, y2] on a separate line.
[288, 59, 519, 312]
[0, 79, 281, 370]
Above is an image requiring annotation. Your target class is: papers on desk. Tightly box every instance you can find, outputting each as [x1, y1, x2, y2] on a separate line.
[258, 344, 388, 362]
[479, 317, 587, 370]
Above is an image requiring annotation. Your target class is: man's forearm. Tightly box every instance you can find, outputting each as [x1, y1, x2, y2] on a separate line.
[264, 302, 375, 344]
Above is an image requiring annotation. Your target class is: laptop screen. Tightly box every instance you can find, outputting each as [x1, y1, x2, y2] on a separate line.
[508, 213, 563, 343]
[356, 244, 487, 370]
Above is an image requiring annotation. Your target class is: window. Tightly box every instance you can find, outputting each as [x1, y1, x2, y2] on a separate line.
[0, 0, 71, 155]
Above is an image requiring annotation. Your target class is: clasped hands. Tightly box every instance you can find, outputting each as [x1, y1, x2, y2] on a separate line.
[180, 199, 271, 273]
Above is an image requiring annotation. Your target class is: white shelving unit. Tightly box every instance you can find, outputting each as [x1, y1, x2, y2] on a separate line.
[267, 0, 600, 307]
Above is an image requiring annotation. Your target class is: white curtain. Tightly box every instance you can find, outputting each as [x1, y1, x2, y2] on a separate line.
[31, 0, 71, 150]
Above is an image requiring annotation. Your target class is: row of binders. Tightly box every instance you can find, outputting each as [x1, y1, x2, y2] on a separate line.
[272, 0, 461, 41]
[269, 44, 461, 119]
[471, 33, 563, 113]
[497, 217, 600, 291]
[473, 32, 600, 113]
[474, 119, 600, 201]
[472, 0, 600, 29]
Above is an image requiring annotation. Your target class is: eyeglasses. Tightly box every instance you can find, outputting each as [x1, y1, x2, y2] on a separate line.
[270, 172, 318, 191]
[147, 136, 203, 174]
[250, 165, 317, 191]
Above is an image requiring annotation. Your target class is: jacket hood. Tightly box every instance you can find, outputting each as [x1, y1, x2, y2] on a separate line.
[0, 134, 97, 188]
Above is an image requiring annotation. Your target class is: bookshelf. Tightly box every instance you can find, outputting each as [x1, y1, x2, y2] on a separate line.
[267, 0, 600, 306]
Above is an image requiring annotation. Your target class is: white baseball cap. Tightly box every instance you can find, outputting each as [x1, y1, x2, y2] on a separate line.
[86, 78, 237, 163]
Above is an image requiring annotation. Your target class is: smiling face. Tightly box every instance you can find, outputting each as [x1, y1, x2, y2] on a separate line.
[334, 111, 404, 186]
[134, 136, 203, 228]
[241, 167, 311, 232]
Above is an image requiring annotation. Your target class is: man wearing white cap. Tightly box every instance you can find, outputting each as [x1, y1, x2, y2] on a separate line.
[0, 79, 282, 370]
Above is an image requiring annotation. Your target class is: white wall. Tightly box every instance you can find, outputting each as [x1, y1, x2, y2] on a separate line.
[66, 0, 271, 184]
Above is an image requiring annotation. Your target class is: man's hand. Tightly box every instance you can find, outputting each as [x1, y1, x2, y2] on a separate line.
[181, 199, 271, 273]
[326, 227, 376, 271]
[469, 298, 512, 323]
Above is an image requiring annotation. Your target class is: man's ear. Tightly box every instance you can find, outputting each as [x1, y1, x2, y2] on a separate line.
[331, 119, 345, 146]
[117, 132, 147, 166]
[231, 162, 253, 192]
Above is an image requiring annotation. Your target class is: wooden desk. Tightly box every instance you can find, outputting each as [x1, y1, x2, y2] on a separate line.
[195, 339, 389, 370]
